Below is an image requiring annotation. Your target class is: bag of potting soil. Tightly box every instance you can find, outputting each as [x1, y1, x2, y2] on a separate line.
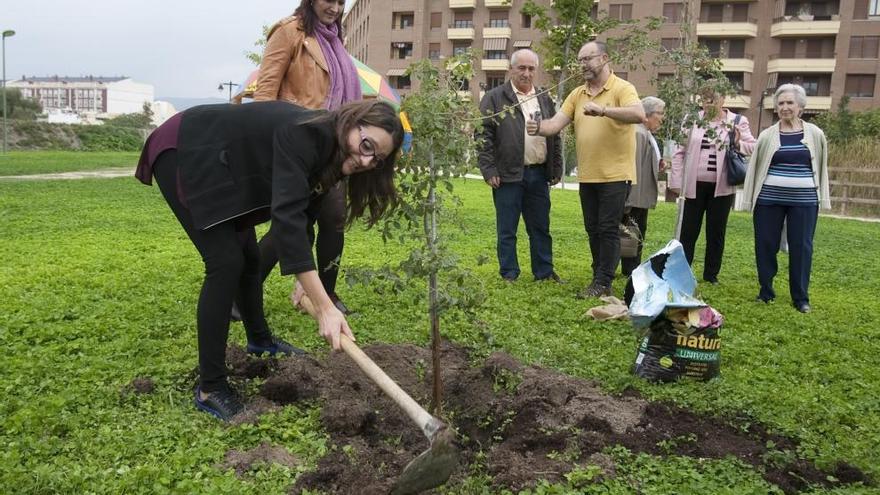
[633, 306, 723, 382]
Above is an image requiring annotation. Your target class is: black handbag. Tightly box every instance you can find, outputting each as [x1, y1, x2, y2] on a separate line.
[725, 114, 747, 186]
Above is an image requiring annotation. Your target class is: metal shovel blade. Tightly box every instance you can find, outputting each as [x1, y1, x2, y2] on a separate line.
[391, 427, 458, 495]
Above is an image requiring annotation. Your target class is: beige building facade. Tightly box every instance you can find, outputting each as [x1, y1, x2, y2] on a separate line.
[344, 0, 880, 128]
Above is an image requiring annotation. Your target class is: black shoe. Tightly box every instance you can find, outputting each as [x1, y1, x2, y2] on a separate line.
[755, 296, 774, 304]
[795, 302, 811, 313]
[576, 282, 612, 299]
[704, 277, 719, 285]
[501, 276, 517, 283]
[246, 337, 306, 357]
[194, 385, 244, 421]
[230, 303, 242, 322]
[536, 272, 566, 284]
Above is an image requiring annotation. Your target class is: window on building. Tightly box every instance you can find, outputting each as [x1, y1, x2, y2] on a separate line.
[871, 0, 880, 15]
[453, 12, 473, 28]
[430, 12, 442, 29]
[486, 74, 506, 89]
[779, 39, 798, 58]
[521, 13, 532, 28]
[702, 4, 723, 22]
[849, 36, 880, 58]
[845, 74, 876, 97]
[453, 77, 470, 91]
[661, 38, 681, 51]
[488, 11, 510, 27]
[608, 4, 633, 21]
[723, 72, 745, 93]
[429, 43, 441, 60]
[486, 50, 507, 59]
[805, 37, 835, 57]
[392, 42, 413, 59]
[732, 3, 750, 22]
[590, 4, 599, 18]
[657, 72, 675, 83]
[728, 39, 746, 58]
[854, 0, 869, 18]
[700, 39, 722, 57]
[662, 3, 683, 23]
[393, 75, 412, 90]
[779, 74, 831, 96]
[395, 12, 414, 29]
[453, 42, 470, 56]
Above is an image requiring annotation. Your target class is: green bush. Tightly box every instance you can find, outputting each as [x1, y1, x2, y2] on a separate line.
[813, 98, 880, 143]
[7, 120, 145, 152]
[73, 125, 144, 152]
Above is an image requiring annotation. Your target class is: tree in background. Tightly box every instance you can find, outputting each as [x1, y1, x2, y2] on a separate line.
[103, 102, 155, 130]
[1, 88, 42, 121]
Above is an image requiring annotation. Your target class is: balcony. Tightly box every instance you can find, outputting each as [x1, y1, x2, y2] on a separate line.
[447, 27, 475, 39]
[481, 59, 510, 71]
[696, 21, 758, 38]
[726, 94, 752, 109]
[763, 95, 832, 111]
[767, 56, 836, 73]
[449, 0, 476, 8]
[720, 56, 755, 73]
[484, 0, 511, 7]
[770, 16, 841, 37]
[483, 26, 512, 38]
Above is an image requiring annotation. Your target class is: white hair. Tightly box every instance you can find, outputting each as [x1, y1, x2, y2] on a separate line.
[642, 96, 666, 115]
[510, 49, 539, 67]
[774, 83, 808, 108]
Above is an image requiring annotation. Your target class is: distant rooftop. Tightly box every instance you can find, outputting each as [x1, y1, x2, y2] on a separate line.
[18, 75, 129, 83]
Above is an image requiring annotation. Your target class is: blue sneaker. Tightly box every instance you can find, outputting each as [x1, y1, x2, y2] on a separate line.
[246, 337, 305, 357]
[194, 385, 244, 421]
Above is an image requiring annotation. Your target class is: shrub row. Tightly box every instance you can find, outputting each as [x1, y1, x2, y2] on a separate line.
[8, 120, 146, 152]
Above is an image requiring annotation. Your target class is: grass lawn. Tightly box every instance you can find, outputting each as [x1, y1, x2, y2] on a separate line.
[1, 175, 878, 494]
[0, 151, 139, 176]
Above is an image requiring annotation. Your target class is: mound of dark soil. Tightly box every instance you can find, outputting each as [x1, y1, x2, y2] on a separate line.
[222, 341, 869, 494]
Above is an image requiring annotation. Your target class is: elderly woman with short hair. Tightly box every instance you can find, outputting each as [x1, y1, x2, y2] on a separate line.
[620, 96, 666, 276]
[740, 84, 830, 313]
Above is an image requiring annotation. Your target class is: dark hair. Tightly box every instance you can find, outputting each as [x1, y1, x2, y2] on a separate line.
[314, 100, 404, 227]
[293, 0, 344, 39]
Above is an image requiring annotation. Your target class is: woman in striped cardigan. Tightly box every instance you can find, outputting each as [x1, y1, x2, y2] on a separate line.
[740, 84, 831, 313]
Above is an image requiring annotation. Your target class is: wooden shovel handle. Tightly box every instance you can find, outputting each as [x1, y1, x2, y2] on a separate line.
[298, 295, 437, 436]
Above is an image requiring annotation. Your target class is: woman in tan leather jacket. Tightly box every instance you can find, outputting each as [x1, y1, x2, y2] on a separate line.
[250, 0, 362, 316]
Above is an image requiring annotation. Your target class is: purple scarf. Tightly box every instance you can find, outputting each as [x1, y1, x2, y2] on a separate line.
[314, 22, 362, 110]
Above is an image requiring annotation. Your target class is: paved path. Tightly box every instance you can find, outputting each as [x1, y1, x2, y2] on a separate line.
[0, 167, 133, 181]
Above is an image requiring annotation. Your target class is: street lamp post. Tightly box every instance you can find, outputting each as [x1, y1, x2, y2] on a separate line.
[2, 29, 16, 155]
[218, 81, 237, 103]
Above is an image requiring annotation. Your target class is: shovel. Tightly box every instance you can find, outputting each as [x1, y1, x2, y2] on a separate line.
[299, 295, 459, 494]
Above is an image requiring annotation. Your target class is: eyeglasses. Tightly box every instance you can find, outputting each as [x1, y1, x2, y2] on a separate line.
[357, 125, 386, 170]
[577, 54, 602, 64]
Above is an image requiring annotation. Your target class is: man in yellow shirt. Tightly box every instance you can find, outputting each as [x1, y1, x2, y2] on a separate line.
[528, 40, 644, 298]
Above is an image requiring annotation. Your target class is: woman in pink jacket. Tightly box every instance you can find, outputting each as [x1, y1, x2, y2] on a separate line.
[669, 91, 756, 284]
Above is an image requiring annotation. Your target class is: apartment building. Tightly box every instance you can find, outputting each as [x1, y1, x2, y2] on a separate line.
[8, 76, 155, 118]
[344, 0, 879, 128]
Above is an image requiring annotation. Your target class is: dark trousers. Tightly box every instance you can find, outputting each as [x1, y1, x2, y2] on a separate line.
[258, 182, 346, 294]
[753, 203, 818, 305]
[680, 181, 734, 281]
[154, 151, 272, 392]
[620, 207, 649, 276]
[579, 181, 629, 287]
[492, 166, 554, 280]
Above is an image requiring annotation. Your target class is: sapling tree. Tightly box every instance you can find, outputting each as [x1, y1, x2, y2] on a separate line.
[345, 53, 486, 415]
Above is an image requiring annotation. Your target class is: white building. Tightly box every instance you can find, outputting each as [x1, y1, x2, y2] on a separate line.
[8, 76, 155, 118]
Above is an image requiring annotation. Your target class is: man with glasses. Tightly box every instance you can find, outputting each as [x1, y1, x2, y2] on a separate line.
[527, 41, 644, 298]
[477, 49, 563, 283]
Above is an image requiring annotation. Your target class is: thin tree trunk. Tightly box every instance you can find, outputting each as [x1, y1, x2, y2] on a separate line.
[426, 145, 443, 416]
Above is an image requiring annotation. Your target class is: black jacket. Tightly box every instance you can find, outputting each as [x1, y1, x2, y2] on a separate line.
[174, 101, 335, 275]
[477, 82, 562, 183]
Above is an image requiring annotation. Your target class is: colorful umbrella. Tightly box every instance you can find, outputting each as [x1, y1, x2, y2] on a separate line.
[233, 58, 411, 151]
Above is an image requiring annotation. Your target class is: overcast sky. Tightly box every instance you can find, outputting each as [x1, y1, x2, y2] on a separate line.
[4, 0, 354, 98]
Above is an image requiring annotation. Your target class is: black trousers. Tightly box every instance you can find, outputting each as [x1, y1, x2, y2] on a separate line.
[258, 182, 346, 294]
[679, 181, 734, 281]
[154, 150, 272, 392]
[620, 206, 649, 276]
[579, 181, 629, 287]
[753, 203, 818, 305]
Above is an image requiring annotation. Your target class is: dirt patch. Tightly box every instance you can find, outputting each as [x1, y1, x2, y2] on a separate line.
[124, 376, 156, 395]
[221, 441, 301, 476]
[221, 341, 869, 494]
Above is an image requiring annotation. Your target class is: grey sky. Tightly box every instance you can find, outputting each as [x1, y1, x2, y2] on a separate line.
[4, 0, 355, 98]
